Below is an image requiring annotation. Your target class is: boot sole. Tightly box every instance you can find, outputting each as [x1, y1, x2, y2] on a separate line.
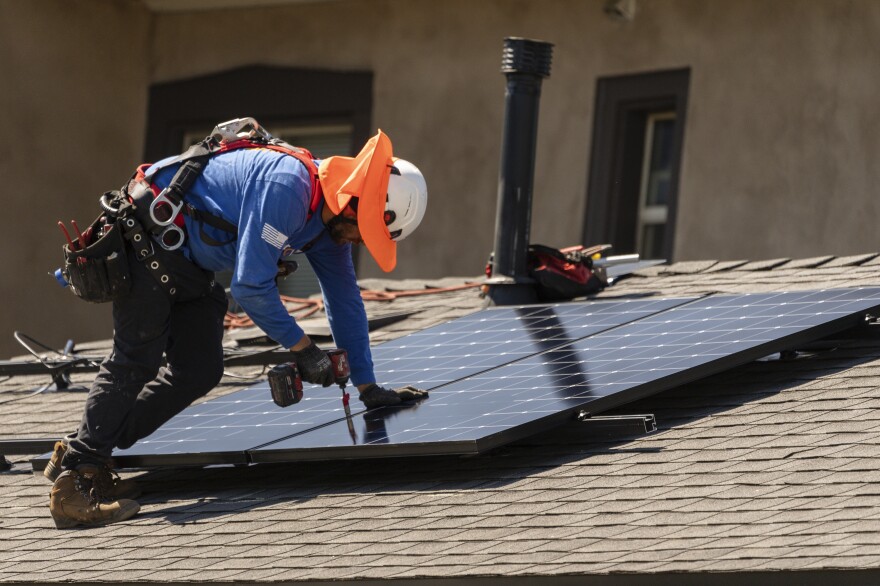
[51, 501, 140, 529]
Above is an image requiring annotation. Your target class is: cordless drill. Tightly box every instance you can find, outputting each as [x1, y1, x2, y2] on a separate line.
[326, 348, 357, 444]
[326, 349, 354, 418]
[268, 348, 351, 408]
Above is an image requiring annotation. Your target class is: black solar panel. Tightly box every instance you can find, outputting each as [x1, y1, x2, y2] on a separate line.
[106, 387, 348, 465]
[369, 296, 693, 389]
[249, 288, 880, 462]
[106, 296, 693, 466]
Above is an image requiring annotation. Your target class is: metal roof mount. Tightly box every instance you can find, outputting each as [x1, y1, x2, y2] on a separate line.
[0, 438, 58, 473]
[577, 412, 658, 436]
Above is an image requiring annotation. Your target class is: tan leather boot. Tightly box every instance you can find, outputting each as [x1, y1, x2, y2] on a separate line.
[42, 441, 66, 482]
[42, 442, 141, 500]
[49, 468, 140, 529]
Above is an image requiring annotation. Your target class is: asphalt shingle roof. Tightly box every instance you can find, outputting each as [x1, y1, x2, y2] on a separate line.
[2, 254, 880, 583]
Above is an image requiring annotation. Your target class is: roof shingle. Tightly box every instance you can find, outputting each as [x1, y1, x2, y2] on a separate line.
[3, 256, 880, 581]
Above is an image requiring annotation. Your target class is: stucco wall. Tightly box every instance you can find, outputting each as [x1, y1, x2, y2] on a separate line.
[1, 0, 878, 357]
[149, 0, 880, 277]
[0, 0, 150, 357]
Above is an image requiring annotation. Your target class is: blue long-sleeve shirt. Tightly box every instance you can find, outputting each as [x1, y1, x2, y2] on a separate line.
[148, 148, 374, 385]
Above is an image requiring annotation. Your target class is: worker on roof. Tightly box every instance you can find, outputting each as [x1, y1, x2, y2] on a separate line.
[46, 123, 429, 529]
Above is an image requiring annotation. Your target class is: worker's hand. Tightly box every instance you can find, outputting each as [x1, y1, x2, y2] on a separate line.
[290, 340, 335, 387]
[358, 384, 429, 409]
[394, 385, 429, 402]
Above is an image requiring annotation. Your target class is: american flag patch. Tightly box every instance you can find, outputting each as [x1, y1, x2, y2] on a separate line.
[261, 223, 288, 249]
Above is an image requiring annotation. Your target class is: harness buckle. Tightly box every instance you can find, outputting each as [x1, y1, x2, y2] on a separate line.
[211, 117, 272, 143]
[149, 187, 184, 227]
[158, 224, 185, 251]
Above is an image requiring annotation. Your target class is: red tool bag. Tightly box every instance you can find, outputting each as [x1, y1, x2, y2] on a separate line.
[527, 244, 607, 302]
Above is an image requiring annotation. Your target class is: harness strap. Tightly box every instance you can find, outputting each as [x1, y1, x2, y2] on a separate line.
[161, 151, 211, 207]
[217, 139, 323, 220]
[182, 202, 238, 247]
[128, 137, 322, 249]
[118, 215, 178, 298]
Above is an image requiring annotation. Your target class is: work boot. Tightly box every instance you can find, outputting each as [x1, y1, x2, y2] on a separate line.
[49, 467, 140, 529]
[42, 441, 66, 482]
[43, 442, 141, 500]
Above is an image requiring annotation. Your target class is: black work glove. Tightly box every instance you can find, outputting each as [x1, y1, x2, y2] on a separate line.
[291, 341, 335, 387]
[359, 384, 429, 409]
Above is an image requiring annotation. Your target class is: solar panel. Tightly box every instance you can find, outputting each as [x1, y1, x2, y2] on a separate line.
[34, 288, 879, 471]
[104, 296, 693, 467]
[369, 296, 693, 389]
[249, 288, 880, 462]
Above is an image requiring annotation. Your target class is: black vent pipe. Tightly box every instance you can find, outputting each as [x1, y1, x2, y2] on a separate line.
[487, 37, 553, 305]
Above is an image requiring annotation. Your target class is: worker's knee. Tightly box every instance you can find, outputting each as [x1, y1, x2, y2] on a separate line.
[175, 361, 223, 399]
[99, 355, 162, 393]
[198, 363, 224, 395]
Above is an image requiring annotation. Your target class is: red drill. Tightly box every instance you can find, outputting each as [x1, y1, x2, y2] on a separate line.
[268, 349, 350, 409]
[326, 348, 351, 390]
[326, 349, 353, 415]
[327, 348, 357, 443]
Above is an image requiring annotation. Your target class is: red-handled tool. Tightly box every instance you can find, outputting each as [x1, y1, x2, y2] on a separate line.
[71, 220, 87, 250]
[57, 221, 74, 249]
[58, 221, 86, 265]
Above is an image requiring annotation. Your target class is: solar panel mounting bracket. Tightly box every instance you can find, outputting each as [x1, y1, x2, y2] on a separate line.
[576, 412, 657, 435]
[0, 438, 59, 457]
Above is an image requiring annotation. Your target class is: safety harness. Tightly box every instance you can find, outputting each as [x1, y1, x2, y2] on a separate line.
[127, 136, 322, 252]
[98, 122, 323, 299]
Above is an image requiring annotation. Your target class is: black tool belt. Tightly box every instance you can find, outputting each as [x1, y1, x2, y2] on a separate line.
[118, 214, 179, 299]
[60, 192, 179, 303]
[61, 213, 131, 303]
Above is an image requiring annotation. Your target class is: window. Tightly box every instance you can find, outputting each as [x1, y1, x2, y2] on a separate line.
[144, 65, 372, 299]
[584, 69, 689, 260]
[637, 111, 675, 260]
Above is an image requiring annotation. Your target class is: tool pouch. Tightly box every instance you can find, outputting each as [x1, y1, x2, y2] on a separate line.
[528, 244, 607, 302]
[62, 216, 132, 303]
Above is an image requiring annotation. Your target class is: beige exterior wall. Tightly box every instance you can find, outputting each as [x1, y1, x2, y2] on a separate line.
[149, 0, 880, 271]
[0, 0, 150, 357]
[1, 0, 878, 356]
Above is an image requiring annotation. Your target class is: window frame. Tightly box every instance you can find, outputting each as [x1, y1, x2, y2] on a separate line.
[583, 68, 690, 260]
[144, 65, 372, 162]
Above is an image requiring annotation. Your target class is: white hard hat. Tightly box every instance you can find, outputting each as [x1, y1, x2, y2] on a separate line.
[385, 158, 427, 241]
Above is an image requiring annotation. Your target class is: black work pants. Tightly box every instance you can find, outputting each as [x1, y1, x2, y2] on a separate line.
[63, 245, 227, 469]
